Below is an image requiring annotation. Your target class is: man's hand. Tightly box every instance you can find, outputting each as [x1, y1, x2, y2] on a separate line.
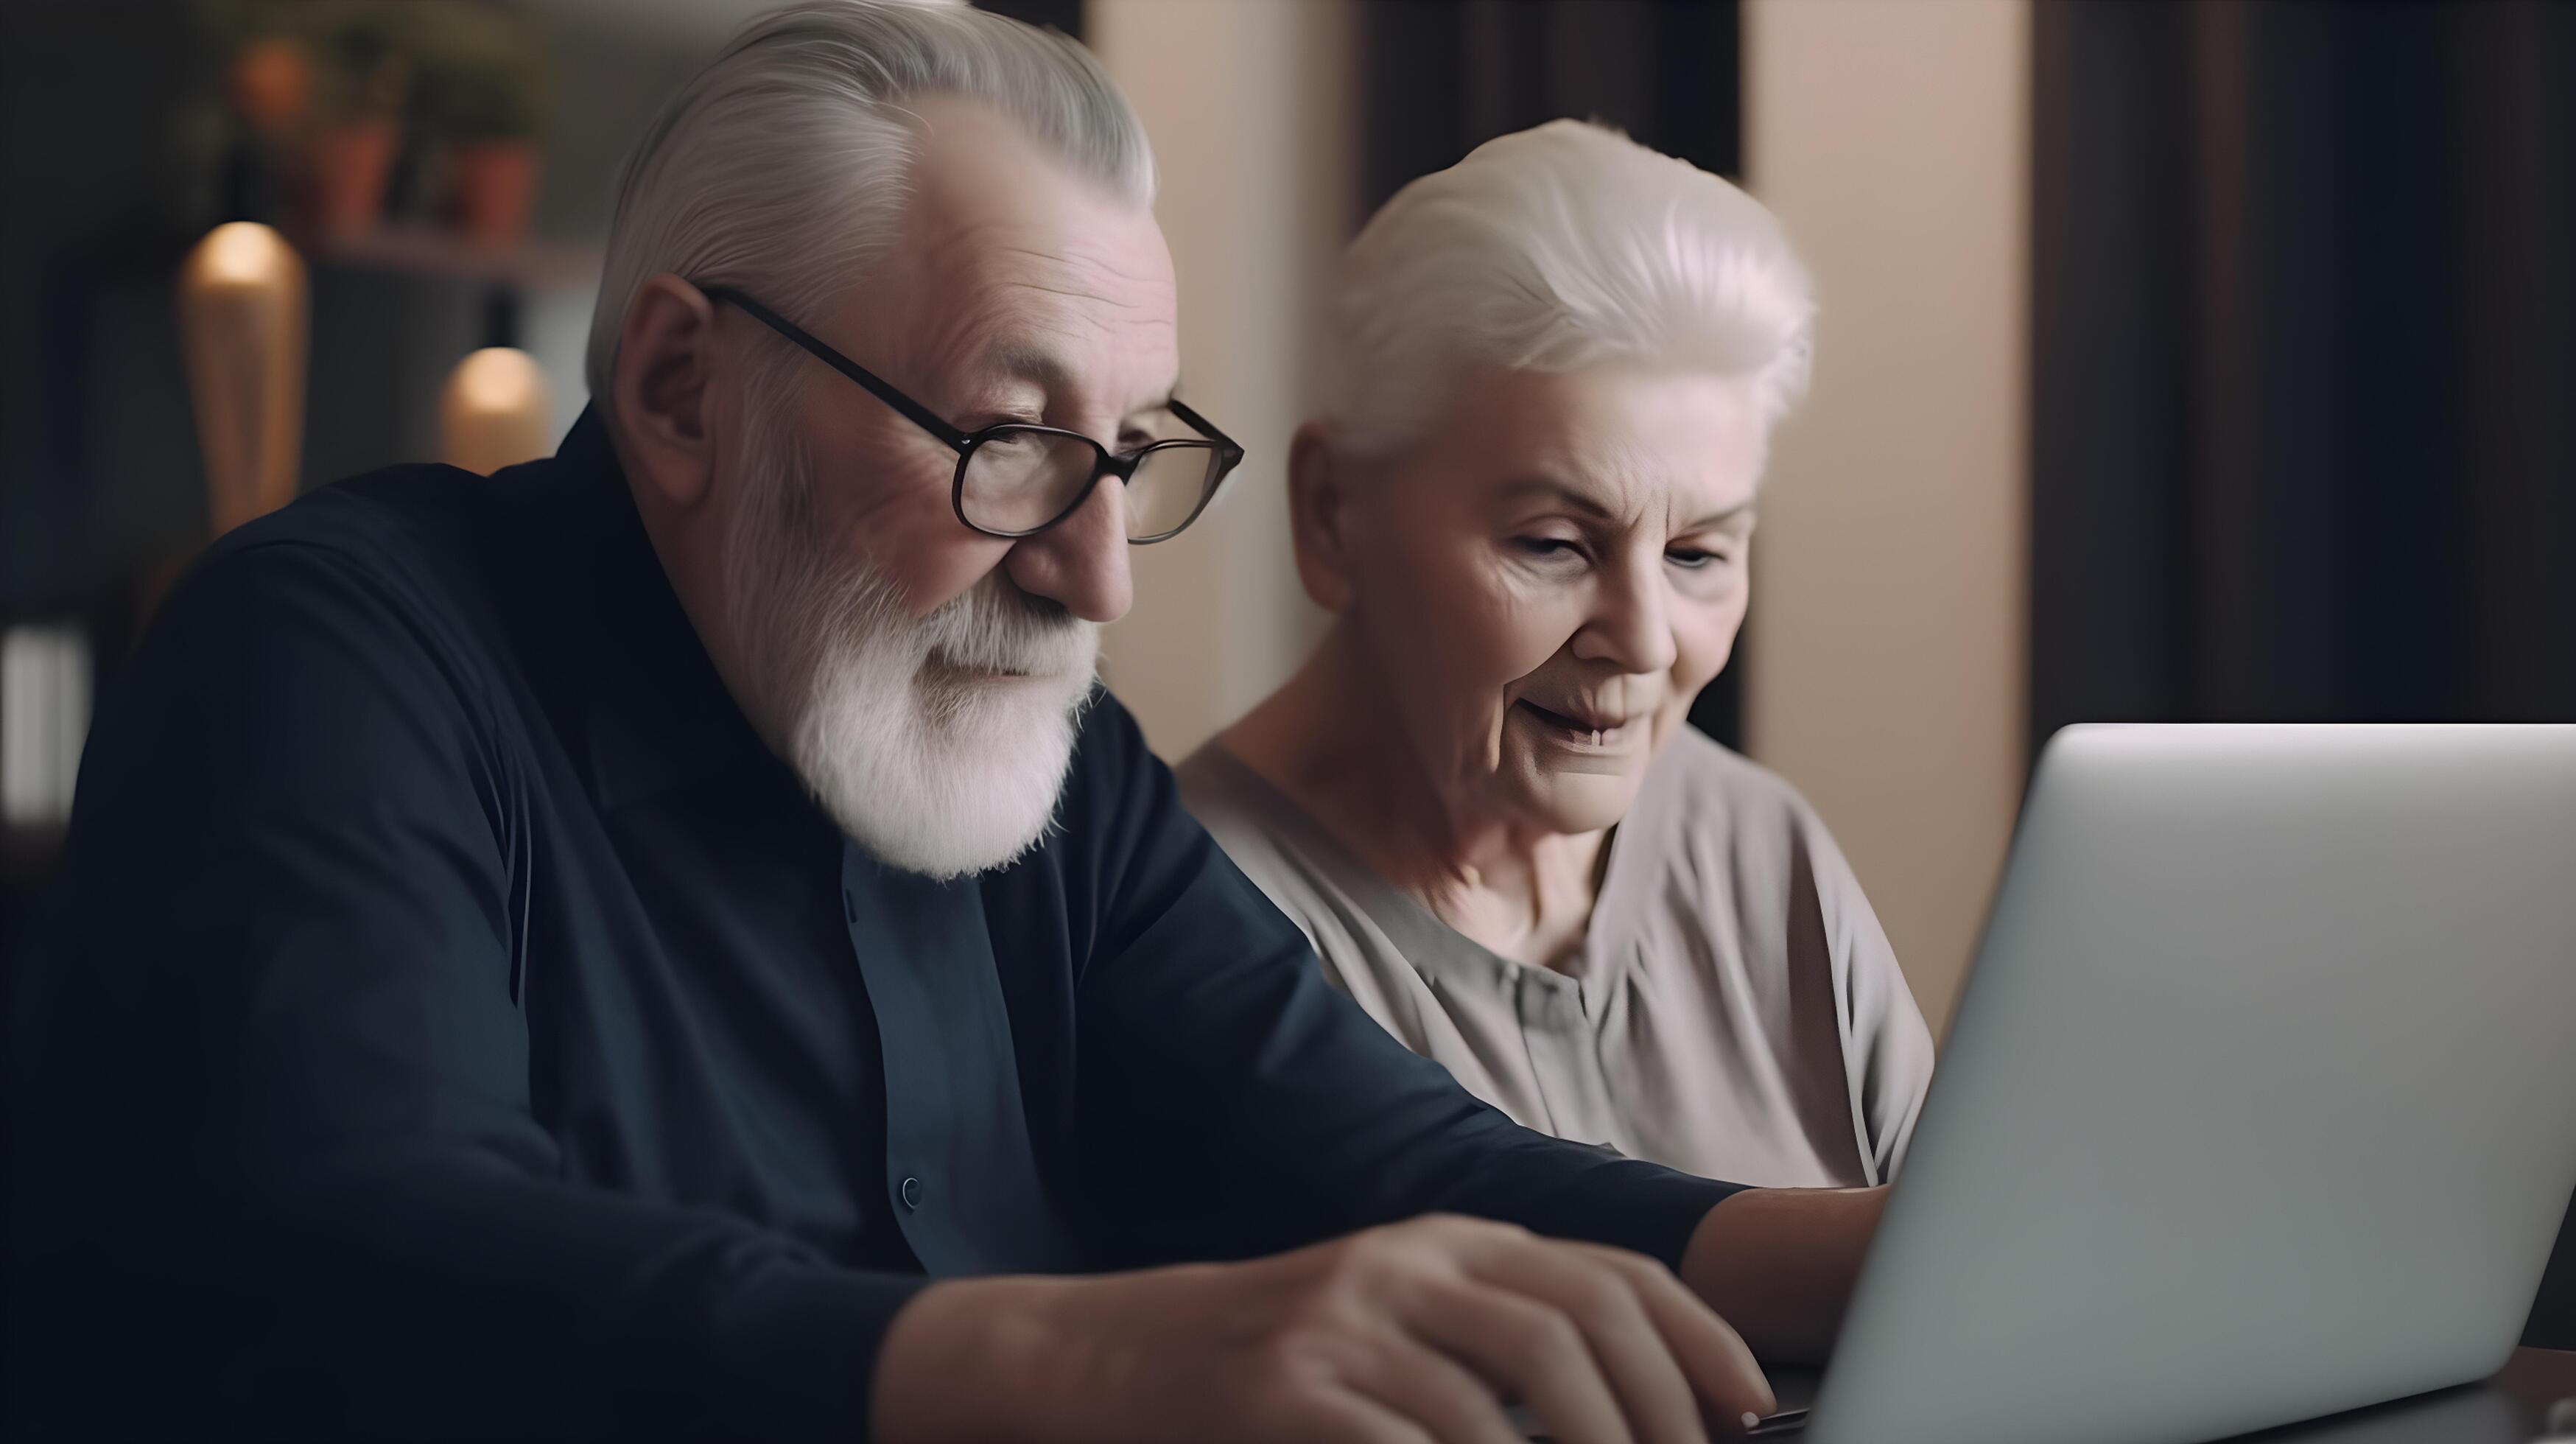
[1680, 1186, 1889, 1364]
[873, 1213, 1777, 1443]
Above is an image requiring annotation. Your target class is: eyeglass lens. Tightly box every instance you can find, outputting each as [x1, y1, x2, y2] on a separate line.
[961, 420, 1221, 540]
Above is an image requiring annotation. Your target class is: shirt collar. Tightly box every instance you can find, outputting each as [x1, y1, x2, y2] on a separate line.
[549, 405, 787, 813]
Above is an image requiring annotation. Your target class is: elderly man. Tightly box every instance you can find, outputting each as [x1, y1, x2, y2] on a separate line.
[13, 5, 1878, 1441]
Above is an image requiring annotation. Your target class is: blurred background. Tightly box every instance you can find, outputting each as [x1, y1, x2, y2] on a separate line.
[0, 0, 2570, 1328]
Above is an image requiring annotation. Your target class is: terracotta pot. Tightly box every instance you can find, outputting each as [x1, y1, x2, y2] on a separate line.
[449, 140, 539, 248]
[228, 38, 312, 142]
[309, 120, 398, 237]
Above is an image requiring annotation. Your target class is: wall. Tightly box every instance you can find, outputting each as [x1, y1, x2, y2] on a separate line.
[1087, 0, 1344, 758]
[1741, 0, 2032, 1033]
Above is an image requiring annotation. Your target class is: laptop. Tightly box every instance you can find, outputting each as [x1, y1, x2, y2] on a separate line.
[1783, 723, 2576, 1443]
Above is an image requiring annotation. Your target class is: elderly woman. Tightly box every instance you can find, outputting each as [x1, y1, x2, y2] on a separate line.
[1178, 121, 1934, 1190]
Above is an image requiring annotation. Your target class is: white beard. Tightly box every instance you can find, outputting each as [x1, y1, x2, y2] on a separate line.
[720, 393, 1100, 880]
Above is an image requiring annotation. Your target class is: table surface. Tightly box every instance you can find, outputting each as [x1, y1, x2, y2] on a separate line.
[1738, 1348, 2576, 1443]
[1526, 1350, 2576, 1442]
[2213, 1348, 2576, 1444]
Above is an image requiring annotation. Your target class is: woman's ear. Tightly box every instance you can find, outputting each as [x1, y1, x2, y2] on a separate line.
[611, 274, 720, 511]
[1286, 422, 1358, 613]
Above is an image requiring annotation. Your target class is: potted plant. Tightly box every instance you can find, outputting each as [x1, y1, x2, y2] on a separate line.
[225, 33, 313, 147]
[412, 3, 552, 248]
[303, 1, 410, 237]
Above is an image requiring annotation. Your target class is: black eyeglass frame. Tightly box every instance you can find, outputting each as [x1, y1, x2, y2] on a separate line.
[701, 284, 1244, 544]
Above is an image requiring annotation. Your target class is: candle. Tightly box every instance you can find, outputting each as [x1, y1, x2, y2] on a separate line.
[177, 221, 308, 536]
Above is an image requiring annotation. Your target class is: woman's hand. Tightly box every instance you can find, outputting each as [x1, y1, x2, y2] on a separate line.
[873, 1213, 1777, 1444]
[1679, 1186, 1889, 1364]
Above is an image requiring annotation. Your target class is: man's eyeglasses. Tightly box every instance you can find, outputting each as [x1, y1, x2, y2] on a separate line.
[701, 285, 1243, 544]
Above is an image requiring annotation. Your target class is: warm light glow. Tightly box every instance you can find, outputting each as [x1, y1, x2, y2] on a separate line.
[441, 346, 555, 475]
[197, 220, 289, 286]
[453, 347, 543, 411]
[178, 220, 306, 536]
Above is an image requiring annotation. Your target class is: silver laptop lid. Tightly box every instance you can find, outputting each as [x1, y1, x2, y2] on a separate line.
[1808, 724, 2576, 1444]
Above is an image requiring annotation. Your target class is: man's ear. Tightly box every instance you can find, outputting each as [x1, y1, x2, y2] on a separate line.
[1286, 422, 1358, 614]
[612, 274, 720, 511]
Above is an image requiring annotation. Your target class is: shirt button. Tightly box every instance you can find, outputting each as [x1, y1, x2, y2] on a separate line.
[842, 889, 858, 924]
[899, 1176, 924, 1210]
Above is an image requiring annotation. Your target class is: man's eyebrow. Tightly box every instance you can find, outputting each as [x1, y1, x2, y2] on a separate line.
[982, 339, 1179, 418]
[984, 339, 1078, 397]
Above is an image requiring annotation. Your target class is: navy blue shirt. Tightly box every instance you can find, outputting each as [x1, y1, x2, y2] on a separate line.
[13, 411, 1740, 1440]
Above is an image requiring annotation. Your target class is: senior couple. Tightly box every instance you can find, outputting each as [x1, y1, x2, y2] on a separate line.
[14, 3, 1930, 1441]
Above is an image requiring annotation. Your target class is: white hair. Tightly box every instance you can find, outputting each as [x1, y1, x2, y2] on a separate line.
[1327, 119, 1815, 460]
[721, 348, 1101, 879]
[584, 0, 1155, 400]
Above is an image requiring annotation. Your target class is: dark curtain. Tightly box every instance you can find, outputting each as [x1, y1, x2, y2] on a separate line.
[2030, 0, 2576, 1351]
[1358, 0, 1749, 750]
[2032, 0, 2576, 740]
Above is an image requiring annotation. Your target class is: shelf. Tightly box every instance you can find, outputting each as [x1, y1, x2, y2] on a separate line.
[314, 225, 602, 291]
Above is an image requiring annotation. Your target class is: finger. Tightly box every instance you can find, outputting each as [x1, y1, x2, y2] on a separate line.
[1571, 1243, 1777, 1433]
[1278, 1387, 1447, 1444]
[1404, 1274, 1634, 1444]
[1339, 1331, 1529, 1444]
[1456, 1241, 1706, 1444]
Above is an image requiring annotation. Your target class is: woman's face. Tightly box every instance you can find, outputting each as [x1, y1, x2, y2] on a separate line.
[1341, 365, 1762, 836]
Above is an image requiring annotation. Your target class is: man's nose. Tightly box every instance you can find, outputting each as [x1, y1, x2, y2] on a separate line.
[1002, 474, 1134, 624]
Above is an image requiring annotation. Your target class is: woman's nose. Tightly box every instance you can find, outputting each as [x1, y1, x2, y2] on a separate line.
[1572, 559, 1679, 675]
[1003, 475, 1134, 624]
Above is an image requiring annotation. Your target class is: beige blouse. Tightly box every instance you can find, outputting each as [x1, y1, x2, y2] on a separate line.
[1176, 732, 1934, 1189]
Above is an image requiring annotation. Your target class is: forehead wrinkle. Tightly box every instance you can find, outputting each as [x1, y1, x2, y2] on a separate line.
[983, 277, 1182, 346]
[972, 270, 1181, 388]
[991, 238, 1170, 302]
[922, 209, 1170, 321]
[919, 204, 1165, 298]
[961, 306, 1176, 393]
[894, 209, 1177, 416]
[976, 275, 1175, 350]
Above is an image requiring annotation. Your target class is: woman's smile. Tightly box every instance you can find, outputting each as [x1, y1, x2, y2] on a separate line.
[1512, 697, 1646, 752]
